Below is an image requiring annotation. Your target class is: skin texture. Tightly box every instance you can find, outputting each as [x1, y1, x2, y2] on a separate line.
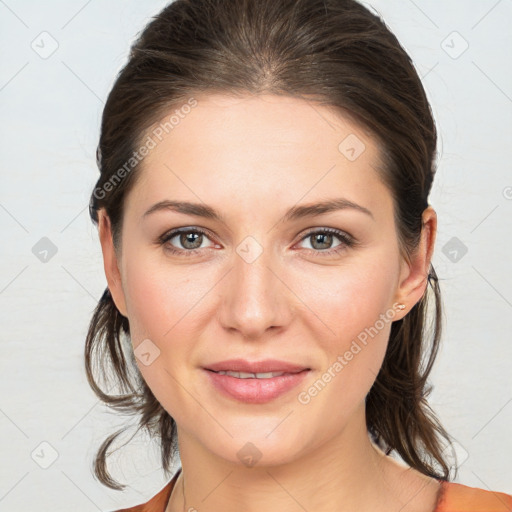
[98, 93, 440, 512]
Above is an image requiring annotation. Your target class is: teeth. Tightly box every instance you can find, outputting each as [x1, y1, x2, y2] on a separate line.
[216, 370, 286, 379]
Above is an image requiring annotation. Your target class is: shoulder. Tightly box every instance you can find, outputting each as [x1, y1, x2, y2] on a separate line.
[111, 471, 179, 512]
[436, 481, 512, 512]
[112, 481, 173, 511]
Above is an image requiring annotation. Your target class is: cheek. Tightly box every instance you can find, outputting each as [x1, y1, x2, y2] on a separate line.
[298, 256, 397, 342]
[120, 260, 204, 415]
[294, 259, 397, 405]
[121, 252, 211, 341]
[120, 254, 217, 392]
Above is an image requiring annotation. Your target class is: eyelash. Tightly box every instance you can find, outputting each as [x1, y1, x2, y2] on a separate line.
[158, 226, 356, 258]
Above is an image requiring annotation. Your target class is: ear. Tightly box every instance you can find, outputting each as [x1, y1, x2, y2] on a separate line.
[97, 209, 128, 317]
[393, 206, 437, 319]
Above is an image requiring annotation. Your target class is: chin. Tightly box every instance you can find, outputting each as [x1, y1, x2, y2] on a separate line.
[199, 423, 308, 468]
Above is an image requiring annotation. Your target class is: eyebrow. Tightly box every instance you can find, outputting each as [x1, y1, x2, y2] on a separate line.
[142, 198, 374, 223]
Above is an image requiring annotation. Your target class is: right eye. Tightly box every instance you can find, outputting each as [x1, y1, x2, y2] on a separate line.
[159, 227, 217, 256]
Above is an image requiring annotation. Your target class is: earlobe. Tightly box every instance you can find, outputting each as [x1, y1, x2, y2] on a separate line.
[97, 210, 128, 317]
[394, 206, 437, 317]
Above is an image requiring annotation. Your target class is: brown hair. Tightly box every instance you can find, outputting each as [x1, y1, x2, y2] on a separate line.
[86, 0, 455, 491]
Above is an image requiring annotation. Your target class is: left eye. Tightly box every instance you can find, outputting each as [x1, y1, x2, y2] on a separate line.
[297, 228, 354, 254]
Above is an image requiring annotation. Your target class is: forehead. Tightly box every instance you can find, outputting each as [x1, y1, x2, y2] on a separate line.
[128, 93, 392, 223]
[149, 93, 380, 162]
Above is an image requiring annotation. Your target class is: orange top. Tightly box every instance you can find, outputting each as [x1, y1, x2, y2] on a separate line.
[114, 469, 512, 512]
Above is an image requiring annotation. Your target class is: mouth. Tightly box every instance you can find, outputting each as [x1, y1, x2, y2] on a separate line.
[202, 367, 311, 404]
[203, 358, 311, 375]
[205, 369, 309, 379]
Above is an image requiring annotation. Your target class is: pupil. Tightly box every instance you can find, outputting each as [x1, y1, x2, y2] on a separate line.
[313, 233, 331, 250]
[182, 232, 201, 249]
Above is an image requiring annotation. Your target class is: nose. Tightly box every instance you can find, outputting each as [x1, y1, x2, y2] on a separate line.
[218, 240, 292, 340]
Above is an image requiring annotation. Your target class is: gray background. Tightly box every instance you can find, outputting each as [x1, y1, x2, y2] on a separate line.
[0, 0, 511, 510]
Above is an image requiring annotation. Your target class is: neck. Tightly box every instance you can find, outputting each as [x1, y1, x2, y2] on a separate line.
[166, 403, 440, 512]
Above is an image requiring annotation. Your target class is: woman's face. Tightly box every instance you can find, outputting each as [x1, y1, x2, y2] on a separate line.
[100, 93, 432, 467]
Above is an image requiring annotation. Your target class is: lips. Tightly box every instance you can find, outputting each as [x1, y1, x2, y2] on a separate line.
[203, 366, 311, 404]
[204, 358, 310, 374]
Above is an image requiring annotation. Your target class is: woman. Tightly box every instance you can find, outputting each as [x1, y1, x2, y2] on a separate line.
[85, 0, 512, 511]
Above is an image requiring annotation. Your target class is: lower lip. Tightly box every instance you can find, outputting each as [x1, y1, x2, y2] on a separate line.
[203, 369, 310, 404]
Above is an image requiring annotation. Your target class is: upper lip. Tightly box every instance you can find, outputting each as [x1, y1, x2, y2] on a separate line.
[204, 359, 310, 374]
